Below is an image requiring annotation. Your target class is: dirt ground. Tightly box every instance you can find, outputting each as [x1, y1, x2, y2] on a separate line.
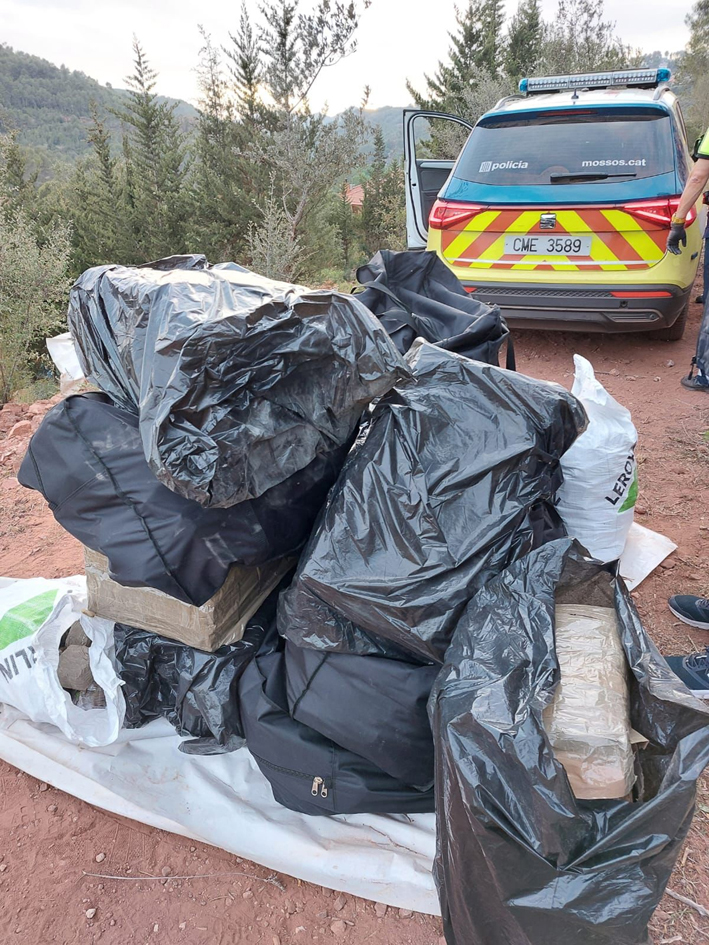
[2, 292, 709, 944]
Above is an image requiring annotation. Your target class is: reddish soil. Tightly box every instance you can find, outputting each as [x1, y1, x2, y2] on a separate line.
[2, 292, 709, 944]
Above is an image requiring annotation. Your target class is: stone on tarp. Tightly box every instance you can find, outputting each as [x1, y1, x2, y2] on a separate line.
[57, 645, 94, 691]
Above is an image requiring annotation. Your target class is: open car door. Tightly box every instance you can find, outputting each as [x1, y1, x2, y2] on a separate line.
[404, 109, 474, 250]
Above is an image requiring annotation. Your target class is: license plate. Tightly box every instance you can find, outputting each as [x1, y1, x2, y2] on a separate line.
[504, 235, 593, 256]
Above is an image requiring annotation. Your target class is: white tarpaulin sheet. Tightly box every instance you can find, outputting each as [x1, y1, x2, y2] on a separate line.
[0, 716, 439, 912]
[0, 521, 675, 914]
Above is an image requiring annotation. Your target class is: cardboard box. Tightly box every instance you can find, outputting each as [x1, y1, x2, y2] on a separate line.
[84, 547, 294, 652]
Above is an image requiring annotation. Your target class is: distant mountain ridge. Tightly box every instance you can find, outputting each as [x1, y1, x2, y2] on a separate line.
[0, 43, 405, 173]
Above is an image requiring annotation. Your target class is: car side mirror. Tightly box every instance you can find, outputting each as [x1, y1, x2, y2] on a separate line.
[693, 136, 703, 162]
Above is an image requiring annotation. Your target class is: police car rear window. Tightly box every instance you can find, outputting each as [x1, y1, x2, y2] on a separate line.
[454, 108, 675, 186]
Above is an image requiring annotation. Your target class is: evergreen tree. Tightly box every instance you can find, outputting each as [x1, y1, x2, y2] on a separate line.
[540, 0, 638, 76]
[505, 0, 543, 79]
[226, 3, 262, 124]
[678, 1, 709, 139]
[331, 180, 357, 269]
[114, 39, 189, 260]
[408, 1, 507, 113]
[188, 28, 259, 260]
[0, 132, 37, 220]
[360, 126, 388, 254]
[480, 0, 506, 78]
[71, 104, 130, 270]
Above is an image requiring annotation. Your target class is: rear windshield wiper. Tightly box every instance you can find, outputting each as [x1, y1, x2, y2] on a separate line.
[550, 172, 638, 184]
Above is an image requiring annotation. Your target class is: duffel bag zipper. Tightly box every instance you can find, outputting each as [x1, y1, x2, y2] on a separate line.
[251, 753, 329, 799]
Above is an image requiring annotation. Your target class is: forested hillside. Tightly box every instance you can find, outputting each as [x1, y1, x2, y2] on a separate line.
[0, 44, 198, 171]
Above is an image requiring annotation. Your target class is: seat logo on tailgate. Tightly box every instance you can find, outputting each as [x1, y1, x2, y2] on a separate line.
[539, 213, 557, 230]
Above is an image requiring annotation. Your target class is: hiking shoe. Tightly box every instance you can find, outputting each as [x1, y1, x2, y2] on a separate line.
[681, 373, 709, 391]
[666, 649, 709, 696]
[668, 595, 709, 629]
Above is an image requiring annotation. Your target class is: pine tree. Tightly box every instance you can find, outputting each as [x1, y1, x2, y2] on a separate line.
[360, 126, 388, 254]
[71, 105, 131, 269]
[332, 180, 357, 269]
[407, 1, 507, 113]
[0, 132, 37, 221]
[480, 0, 506, 78]
[505, 0, 543, 79]
[114, 38, 188, 260]
[260, 0, 302, 115]
[540, 0, 638, 76]
[678, 1, 709, 139]
[188, 28, 259, 260]
[226, 3, 262, 124]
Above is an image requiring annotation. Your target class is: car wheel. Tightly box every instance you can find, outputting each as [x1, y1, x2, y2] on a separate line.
[653, 301, 689, 341]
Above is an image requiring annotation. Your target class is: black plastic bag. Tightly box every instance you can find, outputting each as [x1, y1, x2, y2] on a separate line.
[238, 625, 435, 815]
[113, 612, 269, 755]
[68, 255, 409, 508]
[279, 340, 585, 663]
[355, 249, 513, 366]
[284, 641, 439, 790]
[19, 393, 347, 605]
[431, 538, 709, 945]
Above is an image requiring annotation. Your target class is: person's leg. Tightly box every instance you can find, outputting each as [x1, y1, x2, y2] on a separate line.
[682, 294, 709, 389]
[699, 236, 709, 302]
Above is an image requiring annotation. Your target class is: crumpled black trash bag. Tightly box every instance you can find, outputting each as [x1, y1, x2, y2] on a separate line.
[430, 538, 709, 945]
[113, 584, 283, 754]
[354, 249, 513, 367]
[278, 340, 585, 663]
[67, 254, 409, 508]
[19, 393, 347, 605]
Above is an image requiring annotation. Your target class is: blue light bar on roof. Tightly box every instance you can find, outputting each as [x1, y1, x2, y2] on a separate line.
[519, 67, 671, 94]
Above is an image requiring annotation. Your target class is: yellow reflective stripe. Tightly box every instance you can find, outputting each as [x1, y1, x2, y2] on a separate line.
[444, 210, 501, 262]
[600, 209, 663, 261]
[556, 210, 626, 272]
[473, 211, 540, 269]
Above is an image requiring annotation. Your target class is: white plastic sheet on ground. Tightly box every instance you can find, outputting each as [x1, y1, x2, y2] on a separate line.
[619, 522, 677, 590]
[0, 521, 675, 913]
[0, 717, 439, 912]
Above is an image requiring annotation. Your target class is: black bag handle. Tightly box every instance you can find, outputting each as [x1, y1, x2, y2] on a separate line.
[505, 335, 516, 371]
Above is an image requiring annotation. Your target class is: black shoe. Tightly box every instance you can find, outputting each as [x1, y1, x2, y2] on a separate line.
[697, 295, 706, 303]
[666, 648, 709, 696]
[668, 595, 709, 629]
[681, 373, 709, 391]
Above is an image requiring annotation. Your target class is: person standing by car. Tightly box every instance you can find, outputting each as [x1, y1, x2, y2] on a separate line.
[667, 140, 709, 390]
[696, 193, 709, 305]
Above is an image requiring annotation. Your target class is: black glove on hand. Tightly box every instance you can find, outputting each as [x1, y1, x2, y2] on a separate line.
[667, 221, 688, 255]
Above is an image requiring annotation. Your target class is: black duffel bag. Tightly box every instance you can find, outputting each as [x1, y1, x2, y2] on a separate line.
[354, 249, 513, 368]
[18, 393, 347, 606]
[238, 628, 435, 816]
[284, 641, 438, 791]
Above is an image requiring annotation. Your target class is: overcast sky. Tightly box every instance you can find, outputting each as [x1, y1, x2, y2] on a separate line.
[0, 0, 697, 112]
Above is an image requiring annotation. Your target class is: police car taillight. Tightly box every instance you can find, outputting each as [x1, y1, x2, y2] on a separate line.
[622, 198, 697, 228]
[519, 67, 671, 94]
[429, 199, 484, 229]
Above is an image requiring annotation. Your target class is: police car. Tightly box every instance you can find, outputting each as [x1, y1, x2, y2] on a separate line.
[404, 68, 703, 339]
